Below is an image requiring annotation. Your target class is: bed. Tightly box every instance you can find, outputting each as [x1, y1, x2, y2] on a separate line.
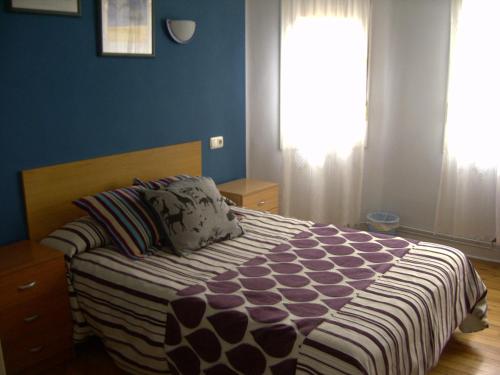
[22, 141, 488, 375]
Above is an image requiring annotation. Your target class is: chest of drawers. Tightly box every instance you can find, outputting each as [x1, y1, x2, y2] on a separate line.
[218, 178, 279, 214]
[0, 241, 73, 374]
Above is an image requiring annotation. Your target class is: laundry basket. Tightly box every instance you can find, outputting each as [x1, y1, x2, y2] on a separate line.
[366, 211, 400, 235]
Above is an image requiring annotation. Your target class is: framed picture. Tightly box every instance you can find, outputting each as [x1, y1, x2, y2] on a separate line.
[99, 0, 154, 57]
[9, 0, 81, 16]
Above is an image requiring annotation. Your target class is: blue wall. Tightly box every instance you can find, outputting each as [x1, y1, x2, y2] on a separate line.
[0, 0, 246, 245]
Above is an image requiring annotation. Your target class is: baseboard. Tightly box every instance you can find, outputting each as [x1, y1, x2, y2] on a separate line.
[359, 223, 500, 263]
[400, 226, 500, 263]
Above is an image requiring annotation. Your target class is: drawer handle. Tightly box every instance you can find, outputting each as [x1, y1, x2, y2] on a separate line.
[24, 314, 40, 323]
[18, 281, 37, 291]
[257, 200, 266, 206]
[28, 345, 44, 353]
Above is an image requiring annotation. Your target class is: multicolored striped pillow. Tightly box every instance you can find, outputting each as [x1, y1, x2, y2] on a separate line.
[41, 216, 111, 258]
[74, 186, 161, 259]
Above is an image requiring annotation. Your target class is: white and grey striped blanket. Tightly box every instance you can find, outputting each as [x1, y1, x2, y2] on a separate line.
[66, 207, 487, 375]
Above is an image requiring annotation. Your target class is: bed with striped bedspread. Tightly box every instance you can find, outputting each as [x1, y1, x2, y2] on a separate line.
[64, 207, 487, 375]
[67, 207, 311, 374]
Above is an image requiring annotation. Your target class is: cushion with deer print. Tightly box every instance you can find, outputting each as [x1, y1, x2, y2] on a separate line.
[141, 176, 244, 255]
[133, 175, 237, 206]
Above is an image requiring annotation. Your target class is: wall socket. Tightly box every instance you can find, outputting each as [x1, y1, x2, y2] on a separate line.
[210, 136, 224, 150]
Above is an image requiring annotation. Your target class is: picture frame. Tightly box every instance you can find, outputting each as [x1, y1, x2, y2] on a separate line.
[99, 0, 155, 57]
[9, 0, 81, 16]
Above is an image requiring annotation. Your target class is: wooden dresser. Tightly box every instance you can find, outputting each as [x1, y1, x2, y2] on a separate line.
[0, 241, 73, 374]
[218, 178, 279, 214]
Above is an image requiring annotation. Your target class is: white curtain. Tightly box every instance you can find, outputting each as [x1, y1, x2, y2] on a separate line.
[435, 0, 500, 242]
[280, 0, 370, 226]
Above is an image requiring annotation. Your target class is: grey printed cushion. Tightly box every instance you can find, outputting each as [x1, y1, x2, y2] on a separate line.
[133, 175, 192, 189]
[41, 216, 112, 258]
[142, 177, 244, 254]
[134, 175, 237, 206]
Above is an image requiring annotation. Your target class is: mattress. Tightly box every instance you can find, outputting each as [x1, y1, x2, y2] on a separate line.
[67, 207, 487, 375]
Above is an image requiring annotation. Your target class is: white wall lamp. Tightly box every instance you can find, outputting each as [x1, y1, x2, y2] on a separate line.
[166, 19, 196, 44]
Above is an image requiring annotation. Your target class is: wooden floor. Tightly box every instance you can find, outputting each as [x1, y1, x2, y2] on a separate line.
[46, 259, 499, 375]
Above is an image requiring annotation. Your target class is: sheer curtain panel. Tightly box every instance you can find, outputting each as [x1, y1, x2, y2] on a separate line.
[280, 0, 370, 226]
[434, 0, 500, 242]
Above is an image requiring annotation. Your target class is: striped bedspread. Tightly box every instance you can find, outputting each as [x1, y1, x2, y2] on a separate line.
[67, 207, 487, 375]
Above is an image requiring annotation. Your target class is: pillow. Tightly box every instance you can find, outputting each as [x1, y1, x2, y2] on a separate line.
[135, 175, 237, 206]
[74, 186, 161, 259]
[133, 175, 192, 190]
[142, 176, 244, 254]
[41, 216, 111, 258]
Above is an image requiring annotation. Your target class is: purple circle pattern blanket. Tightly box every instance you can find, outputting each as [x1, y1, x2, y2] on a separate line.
[165, 224, 413, 375]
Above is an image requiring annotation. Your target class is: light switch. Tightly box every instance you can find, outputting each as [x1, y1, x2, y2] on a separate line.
[210, 136, 224, 149]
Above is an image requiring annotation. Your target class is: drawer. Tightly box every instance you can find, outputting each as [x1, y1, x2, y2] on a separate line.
[3, 325, 73, 374]
[242, 186, 279, 212]
[0, 294, 71, 342]
[220, 192, 243, 207]
[0, 259, 66, 309]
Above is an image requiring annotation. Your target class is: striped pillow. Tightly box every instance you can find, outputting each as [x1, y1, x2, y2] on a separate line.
[74, 186, 162, 259]
[41, 216, 111, 258]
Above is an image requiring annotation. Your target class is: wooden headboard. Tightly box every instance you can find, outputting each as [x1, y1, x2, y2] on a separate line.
[22, 141, 202, 240]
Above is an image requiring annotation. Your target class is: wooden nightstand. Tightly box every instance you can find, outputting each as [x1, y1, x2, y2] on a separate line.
[0, 241, 73, 374]
[218, 178, 279, 214]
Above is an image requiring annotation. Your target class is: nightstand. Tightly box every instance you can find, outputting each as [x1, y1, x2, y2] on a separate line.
[0, 241, 73, 374]
[218, 178, 279, 214]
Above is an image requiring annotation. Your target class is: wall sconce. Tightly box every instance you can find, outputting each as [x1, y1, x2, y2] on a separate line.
[166, 19, 196, 44]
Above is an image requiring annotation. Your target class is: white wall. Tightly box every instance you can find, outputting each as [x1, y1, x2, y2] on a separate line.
[246, 0, 451, 232]
[362, 0, 396, 223]
[245, 0, 283, 184]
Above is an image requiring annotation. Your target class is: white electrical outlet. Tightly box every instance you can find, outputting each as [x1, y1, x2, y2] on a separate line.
[210, 136, 224, 149]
